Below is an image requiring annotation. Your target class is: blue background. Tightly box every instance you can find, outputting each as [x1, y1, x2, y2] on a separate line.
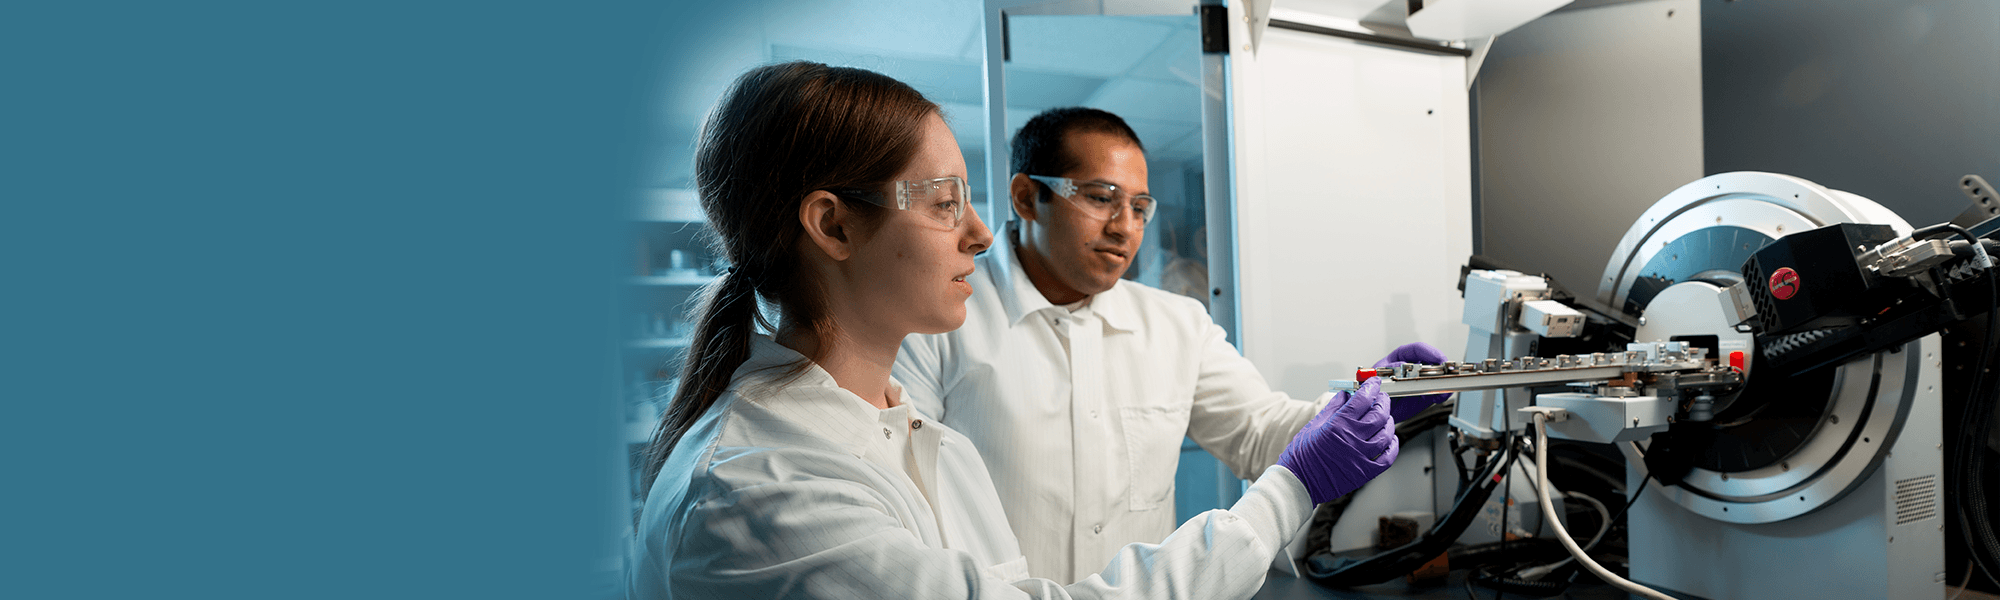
[3, 2, 714, 597]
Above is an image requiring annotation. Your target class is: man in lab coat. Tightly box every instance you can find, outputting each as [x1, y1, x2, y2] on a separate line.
[894, 107, 1445, 582]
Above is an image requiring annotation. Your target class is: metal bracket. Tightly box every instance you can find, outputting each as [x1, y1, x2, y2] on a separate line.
[1198, 4, 1228, 53]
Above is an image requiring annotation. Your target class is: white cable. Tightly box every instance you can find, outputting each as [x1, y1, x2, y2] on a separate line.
[1565, 492, 1613, 551]
[1517, 490, 1612, 581]
[1947, 559, 1971, 600]
[1532, 412, 1677, 600]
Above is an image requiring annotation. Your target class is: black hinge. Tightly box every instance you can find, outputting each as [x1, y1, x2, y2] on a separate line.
[1199, 4, 1228, 53]
[1002, 12, 1011, 62]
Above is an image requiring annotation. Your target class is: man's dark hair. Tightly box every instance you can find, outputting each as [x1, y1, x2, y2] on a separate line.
[1010, 107, 1145, 187]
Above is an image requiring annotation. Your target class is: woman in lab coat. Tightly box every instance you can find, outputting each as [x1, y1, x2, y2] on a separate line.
[625, 60, 1400, 599]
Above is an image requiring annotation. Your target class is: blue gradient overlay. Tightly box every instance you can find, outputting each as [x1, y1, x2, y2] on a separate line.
[3, 2, 736, 597]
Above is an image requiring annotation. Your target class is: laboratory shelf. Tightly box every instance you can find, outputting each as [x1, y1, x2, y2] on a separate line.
[633, 188, 704, 223]
[626, 421, 657, 445]
[625, 337, 692, 350]
[628, 274, 716, 287]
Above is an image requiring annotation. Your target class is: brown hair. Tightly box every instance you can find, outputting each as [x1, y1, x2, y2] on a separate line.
[639, 61, 940, 495]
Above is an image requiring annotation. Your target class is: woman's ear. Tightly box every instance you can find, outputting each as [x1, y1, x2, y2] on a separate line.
[799, 190, 854, 261]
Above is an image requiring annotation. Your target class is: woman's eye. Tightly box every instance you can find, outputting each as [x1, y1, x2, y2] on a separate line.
[936, 200, 960, 212]
[1086, 194, 1116, 205]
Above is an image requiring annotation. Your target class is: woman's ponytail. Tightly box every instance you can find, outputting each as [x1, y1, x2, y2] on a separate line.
[638, 265, 761, 496]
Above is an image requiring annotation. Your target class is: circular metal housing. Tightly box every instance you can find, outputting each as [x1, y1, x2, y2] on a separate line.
[1598, 172, 1934, 524]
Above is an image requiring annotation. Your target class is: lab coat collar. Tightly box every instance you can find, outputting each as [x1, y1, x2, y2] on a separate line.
[991, 237, 1138, 334]
[1090, 279, 1139, 334]
[732, 334, 911, 458]
[989, 238, 1051, 328]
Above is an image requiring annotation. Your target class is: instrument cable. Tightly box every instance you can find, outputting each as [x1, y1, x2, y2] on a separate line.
[1530, 411, 1675, 600]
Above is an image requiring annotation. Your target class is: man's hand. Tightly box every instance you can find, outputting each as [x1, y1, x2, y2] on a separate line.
[1276, 378, 1398, 504]
[1375, 342, 1452, 422]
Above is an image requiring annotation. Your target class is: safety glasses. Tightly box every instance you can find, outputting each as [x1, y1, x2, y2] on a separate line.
[1026, 174, 1156, 225]
[832, 175, 972, 229]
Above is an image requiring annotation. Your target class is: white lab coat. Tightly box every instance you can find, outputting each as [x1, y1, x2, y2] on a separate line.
[894, 241, 1329, 581]
[627, 335, 1314, 599]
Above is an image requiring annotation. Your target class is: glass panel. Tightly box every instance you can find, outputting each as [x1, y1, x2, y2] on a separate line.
[1004, 14, 1212, 308]
[1004, 11, 1236, 515]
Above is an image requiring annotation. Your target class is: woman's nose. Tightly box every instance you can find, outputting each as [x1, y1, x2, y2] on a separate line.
[963, 203, 994, 253]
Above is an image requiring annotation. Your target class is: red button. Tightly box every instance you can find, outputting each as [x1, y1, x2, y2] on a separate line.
[1729, 351, 1744, 370]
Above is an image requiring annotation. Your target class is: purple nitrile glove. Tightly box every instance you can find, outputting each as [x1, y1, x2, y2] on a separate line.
[1376, 342, 1453, 422]
[1276, 377, 1399, 504]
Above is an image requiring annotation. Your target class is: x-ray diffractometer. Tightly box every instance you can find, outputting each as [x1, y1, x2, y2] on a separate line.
[1308, 172, 1999, 600]
[1601, 173, 1954, 600]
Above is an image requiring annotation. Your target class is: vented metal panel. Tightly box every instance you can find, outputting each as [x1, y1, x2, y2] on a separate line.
[1894, 474, 1938, 525]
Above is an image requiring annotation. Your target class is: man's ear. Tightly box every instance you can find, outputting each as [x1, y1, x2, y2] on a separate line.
[799, 190, 854, 261]
[1009, 173, 1040, 225]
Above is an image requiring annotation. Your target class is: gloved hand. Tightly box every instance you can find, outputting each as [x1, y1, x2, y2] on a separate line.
[1276, 377, 1398, 504]
[1375, 342, 1453, 422]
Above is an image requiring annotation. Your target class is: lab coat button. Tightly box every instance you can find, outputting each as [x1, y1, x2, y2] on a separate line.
[883, 428, 892, 439]
[911, 419, 923, 430]
[1092, 525, 1103, 534]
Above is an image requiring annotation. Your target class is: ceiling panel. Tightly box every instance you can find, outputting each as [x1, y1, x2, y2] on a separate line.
[769, 44, 985, 105]
[1003, 69, 1111, 109]
[1124, 19, 1203, 86]
[1088, 77, 1202, 123]
[1006, 15, 1178, 78]
[936, 101, 990, 148]
[757, 0, 984, 62]
[1165, 126, 1207, 156]
[660, 1, 1215, 183]
[1122, 118, 1202, 160]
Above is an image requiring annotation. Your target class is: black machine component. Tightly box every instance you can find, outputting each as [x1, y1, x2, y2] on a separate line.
[1723, 208, 2000, 590]
[1743, 223, 1998, 375]
[1740, 223, 1902, 334]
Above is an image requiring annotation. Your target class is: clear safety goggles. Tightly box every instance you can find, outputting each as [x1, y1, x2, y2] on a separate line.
[835, 175, 973, 230]
[1027, 174, 1156, 225]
